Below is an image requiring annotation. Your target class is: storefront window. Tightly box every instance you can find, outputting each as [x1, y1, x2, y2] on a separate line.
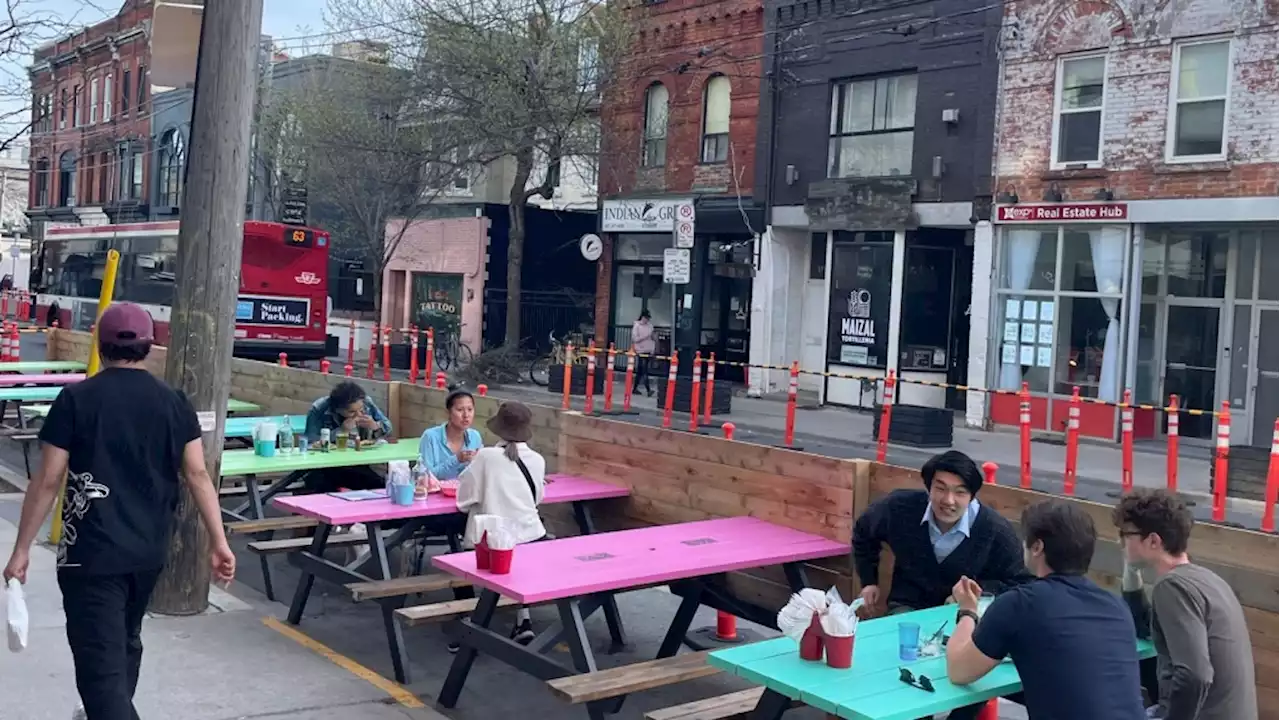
[1165, 229, 1227, 298]
[827, 242, 892, 368]
[613, 265, 672, 349]
[994, 225, 1129, 402]
[900, 246, 953, 371]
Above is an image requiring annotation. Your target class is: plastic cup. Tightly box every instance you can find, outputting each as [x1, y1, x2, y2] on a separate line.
[475, 532, 491, 570]
[825, 634, 854, 669]
[255, 439, 277, 458]
[390, 483, 415, 506]
[898, 622, 921, 661]
[489, 548, 514, 574]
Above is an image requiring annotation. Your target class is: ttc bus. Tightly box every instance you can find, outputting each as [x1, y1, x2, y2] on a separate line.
[37, 220, 331, 361]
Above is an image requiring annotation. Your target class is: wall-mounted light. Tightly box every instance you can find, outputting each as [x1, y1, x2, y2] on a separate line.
[1042, 183, 1064, 202]
[941, 108, 960, 125]
[996, 185, 1019, 204]
[1093, 187, 1114, 201]
[931, 156, 944, 180]
[785, 165, 799, 186]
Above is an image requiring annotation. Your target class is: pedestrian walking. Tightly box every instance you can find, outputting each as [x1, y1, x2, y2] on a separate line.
[631, 309, 656, 396]
[3, 302, 235, 720]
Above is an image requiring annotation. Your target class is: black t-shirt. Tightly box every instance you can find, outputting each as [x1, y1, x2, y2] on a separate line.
[39, 367, 202, 575]
[973, 574, 1146, 720]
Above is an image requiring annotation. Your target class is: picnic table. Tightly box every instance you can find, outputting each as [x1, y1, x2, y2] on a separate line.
[275, 472, 631, 684]
[708, 603, 1158, 720]
[19, 397, 261, 419]
[0, 373, 84, 386]
[223, 414, 306, 440]
[432, 516, 848, 718]
[0, 360, 86, 373]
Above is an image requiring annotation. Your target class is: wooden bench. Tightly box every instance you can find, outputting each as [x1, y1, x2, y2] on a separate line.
[644, 688, 770, 720]
[395, 596, 519, 627]
[546, 650, 721, 705]
[226, 516, 318, 535]
[347, 573, 471, 602]
[246, 533, 366, 602]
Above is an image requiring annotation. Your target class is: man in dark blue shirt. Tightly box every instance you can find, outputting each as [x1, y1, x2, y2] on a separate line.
[946, 500, 1146, 720]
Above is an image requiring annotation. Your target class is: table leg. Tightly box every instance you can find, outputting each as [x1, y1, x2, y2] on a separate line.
[286, 523, 331, 625]
[438, 589, 502, 708]
[361, 521, 415, 685]
[657, 585, 704, 658]
[600, 593, 628, 653]
[782, 562, 811, 593]
[230, 470, 304, 518]
[245, 475, 266, 521]
[559, 599, 617, 720]
[747, 688, 793, 720]
[571, 501, 596, 534]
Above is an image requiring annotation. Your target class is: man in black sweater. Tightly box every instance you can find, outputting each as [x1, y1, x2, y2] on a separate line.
[853, 450, 1031, 613]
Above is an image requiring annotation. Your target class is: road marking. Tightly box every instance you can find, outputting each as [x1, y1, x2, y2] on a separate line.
[261, 616, 425, 708]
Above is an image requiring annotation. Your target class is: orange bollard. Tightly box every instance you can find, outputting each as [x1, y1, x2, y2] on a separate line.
[435, 372, 447, 389]
[584, 342, 597, 415]
[9, 323, 18, 361]
[2, 292, 9, 317]
[346, 318, 356, 368]
[1064, 386, 1081, 496]
[367, 324, 379, 379]
[320, 359, 330, 374]
[1212, 402, 1230, 523]
[1, 322, 10, 362]
[409, 325, 420, 385]
[19, 291, 29, 321]
[783, 361, 800, 447]
[715, 611, 738, 641]
[1019, 382, 1032, 489]
[1263, 419, 1278, 533]
[876, 370, 896, 462]
[689, 352, 702, 433]
[278, 352, 288, 367]
[1166, 395, 1180, 492]
[974, 698, 999, 720]
[982, 462, 998, 485]
[382, 327, 392, 382]
[477, 384, 488, 397]
[423, 327, 435, 385]
[344, 363, 353, 377]
[703, 352, 716, 424]
[622, 350, 636, 412]
[604, 344, 616, 412]
[561, 344, 575, 411]
[662, 350, 679, 429]
[1121, 389, 1134, 494]
[722, 422, 735, 440]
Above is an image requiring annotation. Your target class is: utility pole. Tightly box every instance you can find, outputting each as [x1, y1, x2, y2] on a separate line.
[150, 0, 264, 615]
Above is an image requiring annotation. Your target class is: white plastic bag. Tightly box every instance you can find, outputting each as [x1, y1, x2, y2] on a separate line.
[6, 577, 28, 652]
[386, 460, 413, 488]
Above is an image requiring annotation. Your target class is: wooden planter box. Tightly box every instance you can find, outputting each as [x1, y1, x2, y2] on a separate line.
[548, 363, 607, 396]
[872, 403, 953, 448]
[654, 376, 733, 416]
[1213, 445, 1269, 502]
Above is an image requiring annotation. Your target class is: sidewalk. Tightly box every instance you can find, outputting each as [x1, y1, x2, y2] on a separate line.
[0, 494, 448, 720]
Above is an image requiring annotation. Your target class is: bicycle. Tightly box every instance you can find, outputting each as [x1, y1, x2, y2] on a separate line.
[528, 330, 587, 386]
[433, 323, 474, 371]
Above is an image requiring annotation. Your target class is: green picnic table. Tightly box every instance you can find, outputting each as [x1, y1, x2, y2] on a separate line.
[0, 361, 87, 373]
[708, 603, 1156, 720]
[17, 397, 261, 416]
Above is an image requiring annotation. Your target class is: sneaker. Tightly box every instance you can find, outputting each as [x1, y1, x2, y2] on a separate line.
[511, 619, 534, 645]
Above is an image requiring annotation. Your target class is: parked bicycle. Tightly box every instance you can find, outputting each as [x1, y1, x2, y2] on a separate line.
[433, 323, 474, 371]
[528, 330, 588, 386]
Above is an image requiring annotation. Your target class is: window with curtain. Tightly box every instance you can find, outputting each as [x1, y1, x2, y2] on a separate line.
[701, 75, 731, 164]
[1053, 55, 1106, 165]
[993, 225, 1128, 403]
[1169, 40, 1229, 160]
[642, 83, 668, 167]
[158, 129, 186, 207]
[828, 74, 916, 178]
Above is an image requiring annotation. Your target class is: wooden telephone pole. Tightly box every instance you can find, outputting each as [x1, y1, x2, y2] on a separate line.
[150, 0, 265, 615]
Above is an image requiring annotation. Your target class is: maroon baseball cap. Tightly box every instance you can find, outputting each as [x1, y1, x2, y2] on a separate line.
[97, 303, 155, 346]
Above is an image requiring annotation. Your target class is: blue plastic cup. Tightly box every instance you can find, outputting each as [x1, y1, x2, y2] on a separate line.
[898, 622, 921, 661]
[390, 483, 415, 506]
[255, 439, 276, 458]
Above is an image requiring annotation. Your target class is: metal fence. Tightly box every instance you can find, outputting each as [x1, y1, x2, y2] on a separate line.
[482, 288, 595, 354]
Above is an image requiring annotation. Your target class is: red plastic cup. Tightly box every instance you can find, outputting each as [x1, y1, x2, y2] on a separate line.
[489, 548, 514, 574]
[475, 532, 491, 570]
[825, 634, 854, 669]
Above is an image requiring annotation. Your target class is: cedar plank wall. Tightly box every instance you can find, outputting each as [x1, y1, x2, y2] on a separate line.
[558, 413, 856, 611]
[869, 463, 1279, 719]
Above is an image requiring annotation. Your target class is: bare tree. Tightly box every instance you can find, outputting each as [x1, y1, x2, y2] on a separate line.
[328, 0, 631, 348]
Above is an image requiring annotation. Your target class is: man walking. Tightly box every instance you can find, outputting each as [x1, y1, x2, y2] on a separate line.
[1114, 490, 1257, 720]
[3, 302, 235, 720]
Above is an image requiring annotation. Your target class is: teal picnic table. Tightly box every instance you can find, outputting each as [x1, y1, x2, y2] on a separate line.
[222, 414, 306, 440]
[0, 360, 87, 373]
[16, 395, 260, 414]
[708, 603, 1157, 720]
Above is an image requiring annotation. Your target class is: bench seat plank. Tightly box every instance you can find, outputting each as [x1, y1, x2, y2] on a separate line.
[644, 687, 767, 720]
[248, 533, 365, 554]
[347, 574, 472, 602]
[547, 650, 721, 704]
[395, 596, 517, 626]
[226, 516, 319, 534]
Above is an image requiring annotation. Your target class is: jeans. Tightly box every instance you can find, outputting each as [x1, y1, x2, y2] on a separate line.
[633, 356, 652, 393]
[302, 465, 385, 494]
[58, 568, 162, 720]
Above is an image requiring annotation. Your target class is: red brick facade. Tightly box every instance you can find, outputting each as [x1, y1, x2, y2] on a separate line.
[995, 0, 1278, 202]
[28, 0, 154, 217]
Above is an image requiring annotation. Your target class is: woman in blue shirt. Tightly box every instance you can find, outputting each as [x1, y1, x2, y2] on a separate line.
[419, 390, 484, 479]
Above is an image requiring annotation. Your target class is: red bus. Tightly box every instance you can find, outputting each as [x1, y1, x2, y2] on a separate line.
[37, 220, 331, 361]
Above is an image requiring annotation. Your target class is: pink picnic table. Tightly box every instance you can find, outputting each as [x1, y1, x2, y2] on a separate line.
[0, 373, 84, 386]
[274, 473, 630, 685]
[432, 517, 849, 715]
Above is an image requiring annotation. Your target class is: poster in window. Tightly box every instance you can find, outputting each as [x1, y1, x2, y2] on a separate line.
[1038, 301, 1055, 322]
[1020, 323, 1036, 343]
[1036, 346, 1052, 367]
[411, 273, 463, 336]
[827, 243, 892, 368]
[1001, 344, 1016, 364]
[1037, 323, 1054, 345]
[1021, 300, 1038, 321]
[1019, 345, 1035, 366]
[1003, 322, 1018, 343]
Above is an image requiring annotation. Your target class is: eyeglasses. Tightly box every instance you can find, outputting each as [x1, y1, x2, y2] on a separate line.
[1118, 530, 1146, 539]
[899, 667, 935, 693]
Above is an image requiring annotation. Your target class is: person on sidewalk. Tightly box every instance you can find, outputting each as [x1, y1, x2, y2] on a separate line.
[853, 450, 1032, 614]
[946, 500, 1147, 720]
[302, 380, 393, 493]
[631, 309, 656, 396]
[2, 302, 235, 720]
[455, 402, 546, 649]
[1114, 490, 1257, 720]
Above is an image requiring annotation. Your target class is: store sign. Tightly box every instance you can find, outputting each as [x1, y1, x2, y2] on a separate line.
[996, 203, 1127, 222]
[236, 295, 310, 326]
[412, 272, 463, 333]
[827, 244, 892, 369]
[601, 198, 690, 232]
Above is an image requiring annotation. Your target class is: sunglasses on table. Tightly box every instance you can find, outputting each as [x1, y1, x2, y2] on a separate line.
[899, 667, 935, 692]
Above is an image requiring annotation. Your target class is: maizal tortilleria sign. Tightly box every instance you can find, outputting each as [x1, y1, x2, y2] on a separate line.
[601, 198, 692, 232]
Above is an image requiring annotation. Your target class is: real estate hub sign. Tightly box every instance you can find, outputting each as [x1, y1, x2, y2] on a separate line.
[996, 203, 1128, 223]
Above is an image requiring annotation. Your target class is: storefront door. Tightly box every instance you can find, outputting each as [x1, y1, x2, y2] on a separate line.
[1162, 303, 1221, 441]
[1250, 308, 1278, 447]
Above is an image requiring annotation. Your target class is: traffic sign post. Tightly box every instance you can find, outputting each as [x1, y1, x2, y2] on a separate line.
[662, 248, 691, 284]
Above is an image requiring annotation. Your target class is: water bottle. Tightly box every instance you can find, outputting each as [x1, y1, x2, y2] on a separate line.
[278, 415, 295, 454]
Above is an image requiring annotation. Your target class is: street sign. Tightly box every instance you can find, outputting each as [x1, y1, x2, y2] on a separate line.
[676, 201, 695, 222]
[662, 248, 690, 284]
[674, 219, 694, 248]
[579, 233, 603, 261]
[7, 244, 18, 260]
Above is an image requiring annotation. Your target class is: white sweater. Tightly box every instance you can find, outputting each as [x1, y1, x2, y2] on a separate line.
[455, 443, 547, 546]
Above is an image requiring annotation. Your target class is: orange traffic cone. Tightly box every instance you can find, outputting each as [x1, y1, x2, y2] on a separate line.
[976, 699, 999, 720]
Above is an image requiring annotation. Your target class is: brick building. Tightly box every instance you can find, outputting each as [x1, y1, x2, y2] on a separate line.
[973, 0, 1278, 447]
[595, 0, 765, 381]
[27, 0, 155, 230]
